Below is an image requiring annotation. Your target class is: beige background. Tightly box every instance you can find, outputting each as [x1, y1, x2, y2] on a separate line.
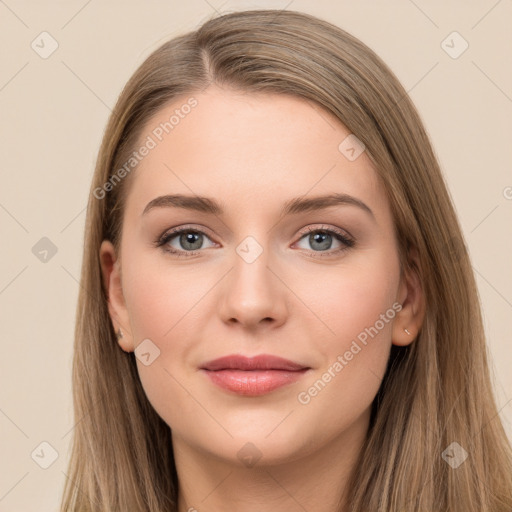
[0, 1, 511, 510]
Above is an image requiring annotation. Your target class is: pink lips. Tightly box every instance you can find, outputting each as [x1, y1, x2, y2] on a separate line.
[200, 354, 310, 396]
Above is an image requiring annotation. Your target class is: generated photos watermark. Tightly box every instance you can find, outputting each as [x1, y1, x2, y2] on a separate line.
[297, 302, 403, 405]
[93, 97, 198, 200]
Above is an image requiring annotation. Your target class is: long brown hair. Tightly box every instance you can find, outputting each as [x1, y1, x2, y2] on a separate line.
[60, 9, 512, 511]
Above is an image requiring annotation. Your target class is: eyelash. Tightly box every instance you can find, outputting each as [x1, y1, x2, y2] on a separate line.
[154, 224, 355, 259]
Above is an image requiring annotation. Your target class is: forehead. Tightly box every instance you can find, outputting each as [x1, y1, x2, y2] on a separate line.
[123, 87, 384, 219]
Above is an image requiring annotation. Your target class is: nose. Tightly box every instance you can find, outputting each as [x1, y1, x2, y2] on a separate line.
[217, 242, 288, 330]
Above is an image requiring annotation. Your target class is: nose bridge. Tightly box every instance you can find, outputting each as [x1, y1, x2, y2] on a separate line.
[218, 234, 287, 327]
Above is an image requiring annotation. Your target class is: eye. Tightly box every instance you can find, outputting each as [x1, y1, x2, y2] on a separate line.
[154, 224, 355, 259]
[155, 226, 216, 257]
[294, 225, 355, 256]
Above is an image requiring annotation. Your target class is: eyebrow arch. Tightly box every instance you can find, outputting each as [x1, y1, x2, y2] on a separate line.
[141, 192, 374, 219]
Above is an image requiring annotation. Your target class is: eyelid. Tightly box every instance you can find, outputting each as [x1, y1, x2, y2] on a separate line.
[296, 224, 353, 242]
[155, 224, 217, 249]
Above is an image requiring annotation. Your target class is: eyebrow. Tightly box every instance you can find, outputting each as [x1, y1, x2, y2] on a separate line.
[141, 192, 374, 219]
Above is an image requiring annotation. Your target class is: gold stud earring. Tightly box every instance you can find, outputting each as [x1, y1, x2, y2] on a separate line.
[404, 328, 411, 335]
[116, 328, 123, 339]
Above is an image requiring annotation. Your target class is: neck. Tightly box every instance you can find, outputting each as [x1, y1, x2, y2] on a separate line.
[173, 409, 370, 512]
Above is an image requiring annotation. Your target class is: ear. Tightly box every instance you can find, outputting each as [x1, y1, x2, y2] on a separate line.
[99, 240, 134, 353]
[392, 246, 426, 347]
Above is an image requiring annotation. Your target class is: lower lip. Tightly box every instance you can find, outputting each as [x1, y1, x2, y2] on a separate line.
[201, 369, 309, 396]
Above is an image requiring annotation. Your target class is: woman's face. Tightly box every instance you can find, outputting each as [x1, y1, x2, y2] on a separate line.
[101, 86, 419, 467]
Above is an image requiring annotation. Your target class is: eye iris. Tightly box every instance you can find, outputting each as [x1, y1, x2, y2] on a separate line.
[310, 231, 332, 251]
[180, 231, 202, 250]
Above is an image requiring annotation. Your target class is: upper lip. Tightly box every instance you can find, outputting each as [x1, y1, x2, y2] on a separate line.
[200, 354, 309, 371]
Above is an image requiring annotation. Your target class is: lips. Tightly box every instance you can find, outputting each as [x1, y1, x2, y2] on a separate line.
[200, 354, 308, 371]
[200, 354, 310, 396]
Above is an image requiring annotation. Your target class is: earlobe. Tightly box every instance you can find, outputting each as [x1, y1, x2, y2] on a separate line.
[392, 247, 425, 347]
[99, 240, 134, 353]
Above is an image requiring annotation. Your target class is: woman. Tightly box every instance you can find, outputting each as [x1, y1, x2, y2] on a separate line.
[60, 9, 512, 511]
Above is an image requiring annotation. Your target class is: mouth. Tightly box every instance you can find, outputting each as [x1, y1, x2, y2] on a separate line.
[199, 354, 311, 396]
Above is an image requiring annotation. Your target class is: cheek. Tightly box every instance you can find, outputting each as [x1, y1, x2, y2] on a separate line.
[122, 251, 214, 341]
[290, 268, 398, 437]
[121, 253, 221, 415]
[121, 261, 208, 430]
[295, 256, 400, 350]
[292, 253, 400, 409]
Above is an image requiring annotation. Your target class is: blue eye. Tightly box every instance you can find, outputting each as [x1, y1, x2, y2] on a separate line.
[156, 227, 216, 257]
[294, 226, 355, 256]
[155, 224, 355, 258]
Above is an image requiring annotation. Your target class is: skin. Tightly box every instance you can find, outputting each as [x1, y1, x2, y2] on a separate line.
[100, 86, 424, 512]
